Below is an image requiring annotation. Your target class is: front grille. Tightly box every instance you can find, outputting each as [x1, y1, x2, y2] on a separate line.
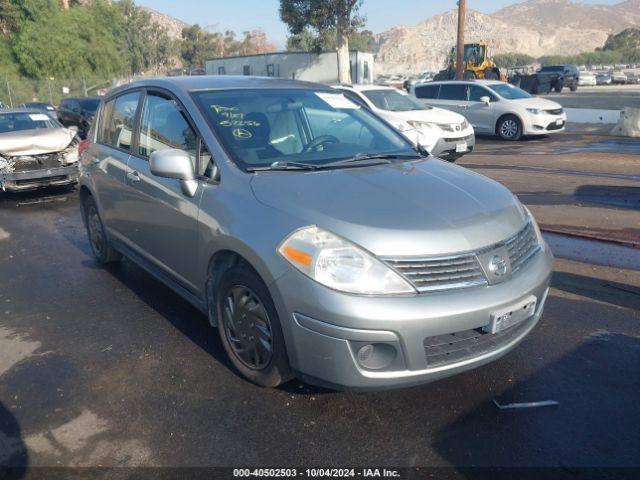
[383, 221, 540, 294]
[443, 133, 474, 143]
[423, 315, 535, 368]
[545, 108, 564, 115]
[11, 153, 62, 172]
[546, 121, 565, 131]
[505, 222, 540, 273]
[384, 254, 487, 293]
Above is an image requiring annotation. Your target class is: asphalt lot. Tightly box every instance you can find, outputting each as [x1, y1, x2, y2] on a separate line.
[1, 132, 639, 478]
[543, 84, 640, 110]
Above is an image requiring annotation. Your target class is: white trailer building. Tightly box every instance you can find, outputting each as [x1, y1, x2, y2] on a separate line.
[205, 51, 374, 84]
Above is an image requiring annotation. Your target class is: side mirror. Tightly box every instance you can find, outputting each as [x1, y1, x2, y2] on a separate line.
[67, 125, 79, 133]
[480, 96, 491, 106]
[150, 148, 198, 197]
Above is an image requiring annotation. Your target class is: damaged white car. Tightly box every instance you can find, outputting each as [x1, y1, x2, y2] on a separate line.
[0, 109, 80, 192]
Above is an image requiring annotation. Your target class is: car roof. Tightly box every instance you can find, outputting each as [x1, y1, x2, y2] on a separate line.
[105, 75, 332, 100]
[335, 84, 398, 93]
[0, 108, 49, 114]
[425, 80, 503, 87]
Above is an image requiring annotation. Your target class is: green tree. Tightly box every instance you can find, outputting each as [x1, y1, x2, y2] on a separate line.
[287, 27, 373, 53]
[180, 25, 224, 69]
[493, 53, 536, 69]
[280, 0, 364, 84]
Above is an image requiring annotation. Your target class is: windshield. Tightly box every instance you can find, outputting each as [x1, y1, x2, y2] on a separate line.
[24, 102, 55, 110]
[193, 89, 416, 171]
[0, 112, 61, 134]
[362, 89, 428, 112]
[487, 83, 531, 100]
[79, 98, 100, 112]
[540, 66, 563, 72]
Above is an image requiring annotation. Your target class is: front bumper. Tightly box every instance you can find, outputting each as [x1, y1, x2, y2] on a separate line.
[271, 244, 554, 390]
[524, 112, 567, 135]
[1, 164, 79, 192]
[430, 132, 475, 159]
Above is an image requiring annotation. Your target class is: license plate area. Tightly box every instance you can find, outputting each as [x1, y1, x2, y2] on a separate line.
[455, 142, 467, 153]
[484, 295, 537, 334]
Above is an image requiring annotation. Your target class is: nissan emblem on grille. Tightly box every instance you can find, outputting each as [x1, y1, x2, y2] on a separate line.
[488, 255, 508, 277]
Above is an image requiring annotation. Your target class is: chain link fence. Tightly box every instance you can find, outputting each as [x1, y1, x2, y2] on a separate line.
[0, 77, 118, 107]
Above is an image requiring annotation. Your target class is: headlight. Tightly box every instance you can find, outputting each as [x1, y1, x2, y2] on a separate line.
[278, 226, 416, 295]
[523, 205, 544, 245]
[394, 122, 413, 132]
[461, 119, 470, 130]
[527, 108, 542, 115]
[0, 157, 8, 171]
[63, 149, 79, 164]
[406, 120, 438, 130]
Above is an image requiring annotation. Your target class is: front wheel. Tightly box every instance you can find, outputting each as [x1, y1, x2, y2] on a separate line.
[216, 266, 292, 387]
[497, 115, 522, 141]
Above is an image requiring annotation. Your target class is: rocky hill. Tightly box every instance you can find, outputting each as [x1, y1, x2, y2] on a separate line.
[140, 7, 190, 40]
[375, 0, 640, 74]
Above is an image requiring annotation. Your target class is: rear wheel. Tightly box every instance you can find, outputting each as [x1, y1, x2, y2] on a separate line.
[553, 82, 563, 93]
[497, 115, 522, 141]
[82, 195, 122, 264]
[216, 266, 292, 387]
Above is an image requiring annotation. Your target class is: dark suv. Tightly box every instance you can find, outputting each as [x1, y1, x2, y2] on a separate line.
[538, 65, 579, 92]
[57, 97, 101, 138]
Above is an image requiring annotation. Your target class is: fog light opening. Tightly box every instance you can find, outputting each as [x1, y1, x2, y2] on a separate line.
[356, 343, 397, 370]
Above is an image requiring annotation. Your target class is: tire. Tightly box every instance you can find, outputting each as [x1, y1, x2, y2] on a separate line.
[570, 83, 578, 92]
[497, 115, 522, 141]
[82, 194, 122, 264]
[463, 70, 476, 80]
[553, 82, 563, 93]
[216, 266, 292, 387]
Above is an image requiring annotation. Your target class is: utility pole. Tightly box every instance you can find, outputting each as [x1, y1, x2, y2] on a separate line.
[455, 0, 466, 80]
[5, 77, 13, 107]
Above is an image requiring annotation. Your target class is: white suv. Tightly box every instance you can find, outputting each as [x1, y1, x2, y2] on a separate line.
[411, 80, 567, 141]
[334, 85, 475, 161]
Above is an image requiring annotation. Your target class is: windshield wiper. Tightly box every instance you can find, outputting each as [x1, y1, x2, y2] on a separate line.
[321, 152, 423, 168]
[246, 160, 321, 172]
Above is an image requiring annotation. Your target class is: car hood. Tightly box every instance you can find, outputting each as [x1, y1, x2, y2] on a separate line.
[512, 97, 563, 110]
[250, 159, 527, 257]
[0, 128, 76, 156]
[379, 107, 464, 125]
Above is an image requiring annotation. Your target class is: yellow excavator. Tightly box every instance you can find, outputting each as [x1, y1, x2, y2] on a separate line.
[433, 42, 504, 81]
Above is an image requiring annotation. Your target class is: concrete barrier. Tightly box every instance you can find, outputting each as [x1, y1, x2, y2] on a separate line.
[610, 107, 640, 137]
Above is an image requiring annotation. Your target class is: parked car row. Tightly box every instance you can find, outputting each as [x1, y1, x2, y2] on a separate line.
[411, 80, 566, 141]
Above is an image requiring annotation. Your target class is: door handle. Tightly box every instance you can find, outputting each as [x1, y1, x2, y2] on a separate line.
[127, 171, 141, 183]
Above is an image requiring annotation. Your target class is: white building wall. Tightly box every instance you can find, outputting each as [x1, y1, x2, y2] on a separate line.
[205, 51, 374, 84]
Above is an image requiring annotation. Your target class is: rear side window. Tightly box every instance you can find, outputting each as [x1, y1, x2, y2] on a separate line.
[415, 84, 439, 99]
[97, 92, 141, 151]
[438, 84, 467, 101]
[138, 93, 198, 163]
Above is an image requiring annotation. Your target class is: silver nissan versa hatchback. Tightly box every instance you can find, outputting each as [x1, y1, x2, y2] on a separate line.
[79, 76, 553, 390]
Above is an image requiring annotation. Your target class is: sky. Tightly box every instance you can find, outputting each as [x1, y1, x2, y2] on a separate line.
[136, 0, 625, 48]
